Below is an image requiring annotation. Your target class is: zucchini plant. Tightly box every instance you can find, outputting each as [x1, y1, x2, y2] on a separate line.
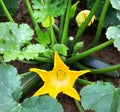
[0, 0, 120, 112]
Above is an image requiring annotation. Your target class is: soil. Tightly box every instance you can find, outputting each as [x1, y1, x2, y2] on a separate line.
[0, 0, 120, 112]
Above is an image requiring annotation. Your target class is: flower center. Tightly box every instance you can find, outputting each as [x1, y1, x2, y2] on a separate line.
[56, 70, 66, 80]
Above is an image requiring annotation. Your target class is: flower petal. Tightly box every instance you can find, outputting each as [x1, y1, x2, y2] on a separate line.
[69, 70, 90, 85]
[63, 87, 80, 100]
[54, 52, 69, 71]
[33, 85, 47, 96]
[30, 68, 49, 81]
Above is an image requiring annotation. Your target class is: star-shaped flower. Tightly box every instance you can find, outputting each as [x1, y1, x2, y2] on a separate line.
[30, 52, 90, 100]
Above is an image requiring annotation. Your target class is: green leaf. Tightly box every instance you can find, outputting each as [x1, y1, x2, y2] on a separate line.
[4, 50, 20, 62]
[0, 22, 35, 62]
[70, 1, 80, 18]
[106, 25, 120, 51]
[80, 81, 120, 112]
[73, 42, 84, 54]
[21, 96, 63, 112]
[36, 29, 51, 46]
[22, 44, 46, 60]
[110, 0, 120, 10]
[87, 0, 120, 27]
[0, 0, 20, 17]
[0, 64, 21, 102]
[0, 22, 34, 53]
[53, 44, 69, 56]
[0, 64, 63, 112]
[32, 0, 66, 22]
[42, 49, 53, 58]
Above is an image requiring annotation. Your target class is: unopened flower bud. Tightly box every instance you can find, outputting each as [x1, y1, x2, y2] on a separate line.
[42, 16, 54, 28]
[76, 10, 96, 27]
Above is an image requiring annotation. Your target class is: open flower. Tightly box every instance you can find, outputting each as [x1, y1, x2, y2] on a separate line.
[30, 52, 90, 100]
[76, 10, 96, 27]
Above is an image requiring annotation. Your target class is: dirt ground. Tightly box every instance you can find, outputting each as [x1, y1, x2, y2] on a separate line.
[0, 0, 120, 112]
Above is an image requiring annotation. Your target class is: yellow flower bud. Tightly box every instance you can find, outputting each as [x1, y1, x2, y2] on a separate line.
[76, 10, 96, 27]
[42, 16, 54, 28]
[40, 0, 44, 5]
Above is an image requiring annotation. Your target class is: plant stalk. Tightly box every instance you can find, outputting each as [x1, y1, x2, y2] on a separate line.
[0, 0, 14, 22]
[73, 85, 84, 112]
[34, 57, 53, 63]
[74, 100, 84, 112]
[88, 0, 110, 48]
[17, 60, 41, 64]
[74, 0, 101, 44]
[66, 39, 114, 64]
[61, 0, 72, 44]
[77, 78, 93, 85]
[76, 62, 120, 75]
[25, 0, 43, 37]
[53, 24, 59, 33]
[58, 14, 65, 42]
[50, 16, 55, 48]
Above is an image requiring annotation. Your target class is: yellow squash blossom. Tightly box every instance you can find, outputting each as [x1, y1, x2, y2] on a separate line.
[40, 0, 44, 5]
[76, 10, 96, 27]
[30, 52, 90, 100]
[42, 16, 54, 28]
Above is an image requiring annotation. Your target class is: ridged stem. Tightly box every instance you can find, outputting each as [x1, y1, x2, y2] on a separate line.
[76, 62, 120, 75]
[88, 0, 110, 48]
[66, 39, 114, 64]
[61, 0, 72, 44]
[25, 0, 43, 37]
[0, 0, 14, 22]
[77, 78, 93, 85]
[74, 0, 101, 44]
[74, 100, 84, 112]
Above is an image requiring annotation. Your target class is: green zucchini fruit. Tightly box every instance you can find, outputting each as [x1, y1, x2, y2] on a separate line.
[20, 63, 52, 98]
[78, 55, 119, 77]
[20, 72, 42, 98]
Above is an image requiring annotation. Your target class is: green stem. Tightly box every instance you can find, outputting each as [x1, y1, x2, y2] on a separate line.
[34, 57, 53, 63]
[74, 0, 101, 44]
[58, 14, 65, 42]
[77, 78, 93, 85]
[0, 0, 14, 22]
[91, 64, 120, 74]
[58, 0, 69, 42]
[17, 60, 41, 64]
[74, 100, 84, 112]
[66, 39, 114, 64]
[88, 0, 110, 48]
[53, 24, 59, 33]
[61, 0, 72, 44]
[25, 0, 43, 37]
[75, 62, 120, 76]
[73, 84, 84, 112]
[50, 16, 55, 48]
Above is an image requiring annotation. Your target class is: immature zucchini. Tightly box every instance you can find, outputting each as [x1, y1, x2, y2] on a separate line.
[20, 72, 42, 98]
[20, 63, 53, 98]
[78, 55, 119, 77]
